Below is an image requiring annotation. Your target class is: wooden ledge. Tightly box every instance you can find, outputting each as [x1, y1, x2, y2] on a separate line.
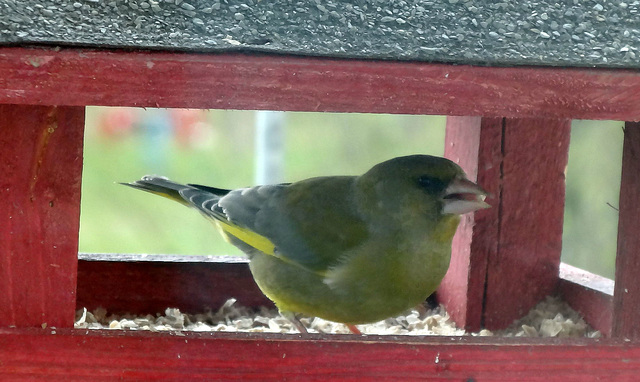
[1, 327, 638, 380]
[77, 254, 616, 335]
[558, 263, 614, 337]
[77, 254, 272, 316]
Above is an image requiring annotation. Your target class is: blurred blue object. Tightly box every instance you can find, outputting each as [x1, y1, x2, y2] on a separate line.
[140, 109, 172, 173]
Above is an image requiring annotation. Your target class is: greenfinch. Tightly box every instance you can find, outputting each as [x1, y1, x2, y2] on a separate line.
[123, 155, 489, 334]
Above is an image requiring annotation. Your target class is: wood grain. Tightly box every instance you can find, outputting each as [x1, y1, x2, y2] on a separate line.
[439, 116, 502, 331]
[613, 122, 640, 339]
[441, 118, 570, 331]
[1, 47, 640, 119]
[0, 105, 84, 328]
[482, 118, 571, 330]
[77, 254, 273, 315]
[1, 328, 639, 381]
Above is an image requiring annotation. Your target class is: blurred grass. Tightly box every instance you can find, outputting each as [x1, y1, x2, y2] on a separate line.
[562, 120, 623, 279]
[79, 108, 622, 279]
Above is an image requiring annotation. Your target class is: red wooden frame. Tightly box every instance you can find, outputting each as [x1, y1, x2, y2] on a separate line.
[75, 254, 615, 336]
[440, 116, 572, 331]
[2, 46, 640, 379]
[558, 263, 614, 337]
[76, 254, 273, 315]
[613, 121, 640, 339]
[1, 47, 640, 119]
[2, 328, 639, 381]
[438, 116, 497, 330]
[0, 104, 84, 328]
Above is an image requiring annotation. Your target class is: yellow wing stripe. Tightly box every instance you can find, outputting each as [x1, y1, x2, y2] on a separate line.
[214, 218, 328, 277]
[215, 219, 277, 256]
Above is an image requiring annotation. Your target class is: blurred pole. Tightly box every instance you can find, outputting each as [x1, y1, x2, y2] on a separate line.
[255, 111, 285, 185]
[141, 108, 172, 173]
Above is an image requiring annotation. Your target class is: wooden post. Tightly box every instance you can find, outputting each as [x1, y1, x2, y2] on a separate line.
[0, 105, 84, 328]
[483, 118, 571, 329]
[441, 117, 570, 330]
[440, 116, 502, 331]
[612, 122, 640, 339]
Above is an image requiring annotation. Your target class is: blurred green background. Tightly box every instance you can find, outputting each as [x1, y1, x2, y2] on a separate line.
[79, 107, 623, 279]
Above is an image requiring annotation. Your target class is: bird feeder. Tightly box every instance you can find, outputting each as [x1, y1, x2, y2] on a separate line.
[2, 1, 640, 379]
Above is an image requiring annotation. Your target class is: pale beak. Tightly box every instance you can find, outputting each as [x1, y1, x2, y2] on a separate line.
[442, 177, 490, 215]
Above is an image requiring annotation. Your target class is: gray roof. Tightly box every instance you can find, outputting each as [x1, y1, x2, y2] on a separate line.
[1, 0, 639, 68]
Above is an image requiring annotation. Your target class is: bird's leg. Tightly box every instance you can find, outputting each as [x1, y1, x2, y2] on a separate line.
[414, 302, 428, 318]
[282, 311, 362, 335]
[281, 311, 308, 334]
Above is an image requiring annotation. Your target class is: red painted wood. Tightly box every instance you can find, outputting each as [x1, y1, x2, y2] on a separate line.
[1, 47, 640, 119]
[482, 118, 571, 330]
[441, 118, 570, 330]
[76, 255, 616, 337]
[1, 328, 639, 381]
[0, 105, 84, 328]
[558, 263, 613, 337]
[77, 254, 272, 315]
[439, 116, 502, 331]
[613, 122, 640, 340]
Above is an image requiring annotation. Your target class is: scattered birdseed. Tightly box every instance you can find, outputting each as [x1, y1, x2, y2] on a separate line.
[75, 296, 600, 337]
[496, 296, 601, 338]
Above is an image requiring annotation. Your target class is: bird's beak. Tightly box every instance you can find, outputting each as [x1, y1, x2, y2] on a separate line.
[442, 177, 490, 215]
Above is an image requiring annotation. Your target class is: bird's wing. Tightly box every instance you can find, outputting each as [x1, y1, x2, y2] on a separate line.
[130, 176, 370, 274]
[178, 184, 280, 259]
[214, 176, 369, 274]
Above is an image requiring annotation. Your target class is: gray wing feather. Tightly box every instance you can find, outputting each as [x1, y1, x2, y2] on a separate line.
[218, 184, 325, 270]
[219, 185, 290, 236]
[179, 187, 226, 220]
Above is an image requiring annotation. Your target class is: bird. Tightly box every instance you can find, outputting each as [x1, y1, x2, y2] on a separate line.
[122, 155, 489, 334]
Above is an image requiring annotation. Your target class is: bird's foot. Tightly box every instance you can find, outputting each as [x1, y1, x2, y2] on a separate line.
[281, 311, 363, 335]
[281, 311, 308, 334]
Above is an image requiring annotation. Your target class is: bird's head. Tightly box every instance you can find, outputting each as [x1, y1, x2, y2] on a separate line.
[356, 155, 489, 224]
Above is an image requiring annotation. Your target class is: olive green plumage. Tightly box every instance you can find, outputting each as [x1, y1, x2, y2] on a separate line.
[123, 155, 488, 328]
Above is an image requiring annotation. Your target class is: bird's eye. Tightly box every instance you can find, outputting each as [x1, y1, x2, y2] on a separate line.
[417, 176, 445, 193]
[417, 176, 433, 188]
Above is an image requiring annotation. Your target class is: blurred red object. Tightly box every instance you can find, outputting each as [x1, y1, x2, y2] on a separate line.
[98, 108, 137, 139]
[171, 109, 211, 149]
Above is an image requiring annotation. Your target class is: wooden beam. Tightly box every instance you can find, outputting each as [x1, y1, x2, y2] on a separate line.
[481, 118, 571, 330]
[1, 328, 639, 380]
[612, 122, 640, 339]
[558, 263, 614, 337]
[77, 254, 273, 315]
[441, 118, 570, 330]
[1, 47, 640, 120]
[0, 105, 84, 328]
[439, 116, 502, 331]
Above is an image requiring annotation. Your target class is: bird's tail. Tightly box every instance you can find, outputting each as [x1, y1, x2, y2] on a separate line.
[123, 176, 278, 259]
[121, 176, 231, 208]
